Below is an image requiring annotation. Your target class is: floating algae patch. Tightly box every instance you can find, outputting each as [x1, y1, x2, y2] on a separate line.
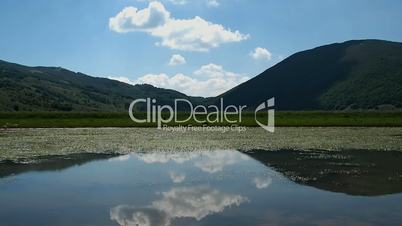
[244, 149, 402, 196]
[0, 127, 401, 161]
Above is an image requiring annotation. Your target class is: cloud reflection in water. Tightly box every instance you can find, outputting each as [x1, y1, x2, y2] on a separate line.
[110, 186, 247, 226]
[136, 150, 250, 173]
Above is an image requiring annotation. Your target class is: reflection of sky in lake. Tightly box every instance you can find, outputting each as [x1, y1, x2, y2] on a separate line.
[0, 150, 402, 226]
[111, 186, 247, 226]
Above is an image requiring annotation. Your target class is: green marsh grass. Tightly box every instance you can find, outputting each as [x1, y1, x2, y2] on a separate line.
[0, 111, 401, 128]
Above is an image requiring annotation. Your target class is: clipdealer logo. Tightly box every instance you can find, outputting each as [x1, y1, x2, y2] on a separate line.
[128, 98, 275, 132]
[255, 98, 275, 132]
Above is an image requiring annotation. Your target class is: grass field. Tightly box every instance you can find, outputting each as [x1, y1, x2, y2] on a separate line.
[0, 111, 402, 128]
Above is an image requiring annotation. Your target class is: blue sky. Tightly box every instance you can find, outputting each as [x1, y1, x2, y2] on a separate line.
[1, 0, 402, 96]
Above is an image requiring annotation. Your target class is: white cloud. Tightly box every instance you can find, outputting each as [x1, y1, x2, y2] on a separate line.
[250, 47, 272, 61]
[139, 0, 219, 6]
[109, 154, 131, 162]
[169, 171, 186, 183]
[111, 186, 247, 226]
[138, 0, 187, 5]
[109, 2, 170, 32]
[110, 1, 248, 51]
[207, 0, 219, 7]
[195, 150, 250, 174]
[194, 63, 238, 78]
[169, 0, 187, 5]
[136, 151, 199, 164]
[168, 54, 186, 66]
[134, 150, 250, 174]
[109, 76, 135, 85]
[110, 206, 170, 226]
[108, 63, 249, 97]
[253, 176, 272, 189]
[152, 186, 247, 220]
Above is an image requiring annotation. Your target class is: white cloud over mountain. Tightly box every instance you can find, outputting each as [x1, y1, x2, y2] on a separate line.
[108, 63, 249, 97]
[250, 47, 272, 61]
[110, 1, 248, 51]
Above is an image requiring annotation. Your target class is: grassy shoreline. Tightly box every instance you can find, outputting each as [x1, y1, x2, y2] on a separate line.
[1, 111, 402, 128]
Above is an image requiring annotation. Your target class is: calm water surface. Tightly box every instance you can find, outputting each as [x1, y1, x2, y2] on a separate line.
[1, 150, 402, 226]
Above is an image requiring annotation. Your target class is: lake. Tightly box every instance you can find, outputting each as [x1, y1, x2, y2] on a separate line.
[1, 149, 402, 226]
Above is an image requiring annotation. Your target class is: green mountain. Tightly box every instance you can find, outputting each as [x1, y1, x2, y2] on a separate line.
[0, 60, 206, 111]
[219, 39, 402, 110]
[1, 39, 401, 112]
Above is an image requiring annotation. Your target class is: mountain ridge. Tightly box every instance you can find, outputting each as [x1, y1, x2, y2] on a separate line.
[0, 59, 207, 111]
[1, 39, 402, 112]
[218, 39, 402, 110]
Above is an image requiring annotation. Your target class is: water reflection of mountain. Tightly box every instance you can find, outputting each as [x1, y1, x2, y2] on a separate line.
[244, 149, 402, 196]
[0, 153, 117, 178]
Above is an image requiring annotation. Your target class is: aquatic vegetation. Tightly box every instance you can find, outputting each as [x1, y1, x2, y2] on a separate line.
[0, 127, 401, 162]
